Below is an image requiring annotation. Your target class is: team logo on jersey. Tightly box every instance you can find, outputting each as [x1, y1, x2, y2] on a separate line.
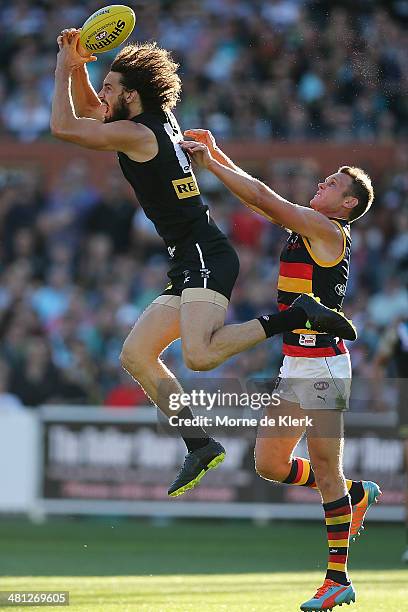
[172, 175, 200, 199]
[168, 246, 176, 258]
[335, 283, 346, 296]
[299, 334, 316, 347]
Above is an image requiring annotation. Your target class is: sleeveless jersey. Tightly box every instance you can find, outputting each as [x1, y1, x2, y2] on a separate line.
[117, 110, 209, 248]
[277, 219, 351, 357]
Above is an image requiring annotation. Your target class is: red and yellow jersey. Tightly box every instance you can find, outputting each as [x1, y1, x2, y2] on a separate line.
[277, 219, 351, 357]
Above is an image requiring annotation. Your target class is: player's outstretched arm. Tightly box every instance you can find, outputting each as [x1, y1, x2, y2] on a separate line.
[183, 129, 281, 223]
[181, 140, 339, 242]
[51, 35, 152, 153]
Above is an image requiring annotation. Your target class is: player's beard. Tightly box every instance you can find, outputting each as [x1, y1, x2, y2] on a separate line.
[104, 93, 130, 123]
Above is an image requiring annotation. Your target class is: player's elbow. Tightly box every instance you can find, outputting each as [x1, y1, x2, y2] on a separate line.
[50, 122, 70, 141]
[50, 116, 82, 142]
[49, 120, 62, 138]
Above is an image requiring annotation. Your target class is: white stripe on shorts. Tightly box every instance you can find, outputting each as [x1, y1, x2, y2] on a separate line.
[195, 242, 207, 288]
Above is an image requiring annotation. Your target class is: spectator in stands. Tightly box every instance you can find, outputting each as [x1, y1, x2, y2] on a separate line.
[85, 170, 135, 254]
[9, 337, 61, 406]
[0, 360, 23, 411]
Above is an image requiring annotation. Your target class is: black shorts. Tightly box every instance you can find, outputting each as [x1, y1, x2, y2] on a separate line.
[161, 222, 240, 300]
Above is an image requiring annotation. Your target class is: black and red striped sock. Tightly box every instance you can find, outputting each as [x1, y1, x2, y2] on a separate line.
[282, 457, 365, 505]
[282, 457, 317, 487]
[324, 494, 352, 586]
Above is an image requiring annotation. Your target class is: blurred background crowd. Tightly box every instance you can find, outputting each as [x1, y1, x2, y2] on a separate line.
[0, 0, 407, 142]
[0, 0, 407, 408]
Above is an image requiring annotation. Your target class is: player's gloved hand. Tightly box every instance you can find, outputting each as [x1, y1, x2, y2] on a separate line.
[56, 30, 96, 72]
[184, 129, 218, 155]
[180, 141, 214, 170]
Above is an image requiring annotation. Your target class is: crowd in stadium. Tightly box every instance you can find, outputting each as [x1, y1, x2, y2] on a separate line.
[0, 0, 407, 408]
[0, 0, 407, 142]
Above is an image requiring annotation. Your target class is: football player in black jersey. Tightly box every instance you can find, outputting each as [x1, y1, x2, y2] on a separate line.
[182, 131, 381, 611]
[51, 32, 356, 503]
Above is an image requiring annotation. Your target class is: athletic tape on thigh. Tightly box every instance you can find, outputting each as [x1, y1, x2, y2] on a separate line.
[181, 288, 229, 310]
[152, 295, 181, 309]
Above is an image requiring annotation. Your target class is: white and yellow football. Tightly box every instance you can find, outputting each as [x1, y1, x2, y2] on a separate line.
[80, 5, 136, 54]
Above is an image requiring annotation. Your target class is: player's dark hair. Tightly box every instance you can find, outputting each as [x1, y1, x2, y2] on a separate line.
[111, 42, 181, 112]
[339, 166, 374, 222]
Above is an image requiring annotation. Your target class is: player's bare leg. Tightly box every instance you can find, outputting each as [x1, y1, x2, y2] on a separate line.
[180, 291, 357, 373]
[306, 411, 347, 502]
[180, 293, 265, 372]
[255, 399, 375, 511]
[254, 399, 306, 482]
[120, 302, 182, 418]
[120, 301, 226, 497]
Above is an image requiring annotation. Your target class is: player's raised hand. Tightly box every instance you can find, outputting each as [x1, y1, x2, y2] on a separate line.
[57, 28, 82, 53]
[56, 30, 96, 72]
[184, 129, 217, 154]
[181, 141, 214, 169]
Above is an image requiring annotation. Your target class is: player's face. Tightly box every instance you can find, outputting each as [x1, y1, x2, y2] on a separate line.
[98, 71, 130, 123]
[309, 172, 353, 214]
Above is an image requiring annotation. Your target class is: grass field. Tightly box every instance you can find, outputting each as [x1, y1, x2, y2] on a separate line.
[0, 519, 406, 611]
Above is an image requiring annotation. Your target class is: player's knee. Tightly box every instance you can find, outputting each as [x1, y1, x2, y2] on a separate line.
[120, 343, 147, 378]
[255, 459, 277, 481]
[254, 455, 288, 482]
[182, 345, 216, 371]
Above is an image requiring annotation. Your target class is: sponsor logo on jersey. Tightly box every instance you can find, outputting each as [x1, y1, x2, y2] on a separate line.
[299, 334, 316, 347]
[287, 235, 302, 250]
[314, 381, 330, 390]
[335, 283, 346, 296]
[172, 175, 200, 199]
[168, 246, 176, 258]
